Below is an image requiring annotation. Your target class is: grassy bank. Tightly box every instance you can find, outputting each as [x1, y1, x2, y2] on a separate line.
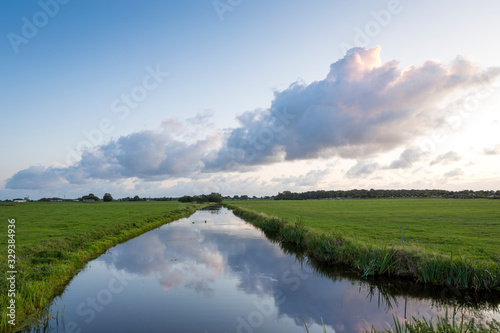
[224, 199, 500, 291]
[303, 309, 500, 333]
[366, 310, 500, 333]
[0, 201, 203, 332]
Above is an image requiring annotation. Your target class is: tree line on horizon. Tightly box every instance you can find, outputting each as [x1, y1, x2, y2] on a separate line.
[178, 192, 223, 204]
[271, 189, 500, 200]
[10, 189, 500, 203]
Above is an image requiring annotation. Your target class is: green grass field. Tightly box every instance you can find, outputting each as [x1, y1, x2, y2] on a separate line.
[226, 199, 500, 291]
[230, 199, 500, 262]
[0, 201, 201, 332]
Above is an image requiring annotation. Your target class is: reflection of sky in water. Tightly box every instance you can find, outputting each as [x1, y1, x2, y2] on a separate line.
[32, 208, 498, 333]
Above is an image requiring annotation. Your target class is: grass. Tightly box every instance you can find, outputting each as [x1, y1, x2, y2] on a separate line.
[358, 245, 400, 277]
[0, 201, 203, 333]
[229, 199, 500, 262]
[366, 309, 500, 332]
[224, 199, 500, 290]
[303, 316, 327, 333]
[302, 310, 500, 333]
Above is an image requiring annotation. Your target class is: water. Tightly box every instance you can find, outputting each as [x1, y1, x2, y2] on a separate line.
[29, 207, 499, 332]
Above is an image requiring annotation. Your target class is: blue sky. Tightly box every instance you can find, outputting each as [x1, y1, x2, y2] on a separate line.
[1, 0, 500, 200]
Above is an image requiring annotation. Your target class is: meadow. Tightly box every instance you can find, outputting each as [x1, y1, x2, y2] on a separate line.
[225, 199, 500, 290]
[0, 201, 202, 332]
[229, 199, 500, 262]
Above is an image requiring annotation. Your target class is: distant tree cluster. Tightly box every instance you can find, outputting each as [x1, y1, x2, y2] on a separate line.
[103, 193, 113, 202]
[150, 197, 175, 201]
[79, 193, 100, 201]
[178, 193, 222, 204]
[274, 189, 500, 200]
[118, 195, 145, 201]
[223, 195, 274, 201]
[38, 197, 64, 202]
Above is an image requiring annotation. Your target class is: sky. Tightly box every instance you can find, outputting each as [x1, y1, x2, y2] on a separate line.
[1, 0, 500, 200]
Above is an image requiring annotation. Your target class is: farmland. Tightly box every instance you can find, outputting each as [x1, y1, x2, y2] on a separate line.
[228, 199, 500, 262]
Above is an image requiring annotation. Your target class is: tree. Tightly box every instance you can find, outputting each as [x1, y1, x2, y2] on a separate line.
[178, 195, 193, 203]
[193, 194, 208, 203]
[80, 193, 100, 201]
[103, 193, 113, 202]
[207, 192, 222, 203]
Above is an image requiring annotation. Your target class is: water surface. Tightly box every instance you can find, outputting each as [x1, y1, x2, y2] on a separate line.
[29, 207, 499, 332]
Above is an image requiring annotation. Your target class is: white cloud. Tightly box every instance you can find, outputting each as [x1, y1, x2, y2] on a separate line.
[444, 168, 464, 178]
[388, 148, 427, 169]
[483, 144, 500, 155]
[346, 161, 380, 178]
[5, 47, 500, 191]
[4, 166, 65, 190]
[271, 169, 330, 188]
[429, 151, 462, 166]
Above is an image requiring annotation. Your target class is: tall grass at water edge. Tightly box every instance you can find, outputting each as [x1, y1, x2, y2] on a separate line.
[302, 309, 500, 332]
[367, 309, 500, 333]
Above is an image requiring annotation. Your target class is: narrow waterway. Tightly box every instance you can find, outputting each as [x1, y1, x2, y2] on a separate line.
[28, 207, 499, 333]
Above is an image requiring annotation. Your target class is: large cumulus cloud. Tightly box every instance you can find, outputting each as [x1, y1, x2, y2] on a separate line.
[206, 46, 499, 169]
[6, 46, 500, 189]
